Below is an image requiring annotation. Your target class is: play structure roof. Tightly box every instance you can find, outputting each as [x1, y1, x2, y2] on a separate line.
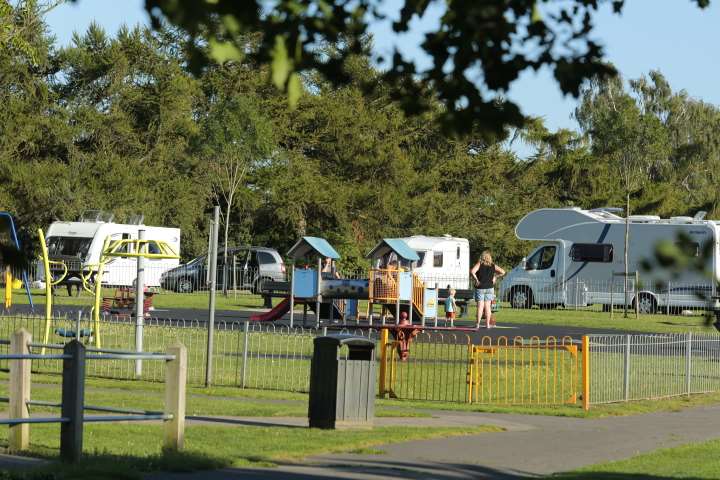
[287, 236, 341, 260]
[365, 238, 420, 261]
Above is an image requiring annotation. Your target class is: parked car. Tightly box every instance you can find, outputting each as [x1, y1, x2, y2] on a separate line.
[160, 246, 285, 293]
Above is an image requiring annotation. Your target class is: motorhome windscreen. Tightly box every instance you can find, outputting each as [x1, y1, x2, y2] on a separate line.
[570, 243, 613, 263]
[527, 246, 556, 270]
[47, 236, 92, 259]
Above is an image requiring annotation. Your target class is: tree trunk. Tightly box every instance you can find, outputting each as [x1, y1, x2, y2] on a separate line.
[624, 192, 630, 318]
[222, 197, 232, 297]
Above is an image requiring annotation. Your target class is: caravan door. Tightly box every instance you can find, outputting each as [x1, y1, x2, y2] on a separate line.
[522, 244, 562, 305]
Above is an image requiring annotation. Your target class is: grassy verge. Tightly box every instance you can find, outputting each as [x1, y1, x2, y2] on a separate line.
[0, 372, 427, 418]
[379, 389, 720, 418]
[7, 369, 720, 420]
[551, 438, 720, 479]
[9, 288, 273, 311]
[0, 424, 500, 479]
[459, 304, 716, 334]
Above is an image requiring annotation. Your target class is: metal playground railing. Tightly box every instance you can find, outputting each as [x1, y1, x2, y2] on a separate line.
[586, 333, 720, 404]
[378, 332, 580, 406]
[1, 314, 719, 410]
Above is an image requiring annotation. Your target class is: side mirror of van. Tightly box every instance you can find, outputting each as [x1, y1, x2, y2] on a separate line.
[521, 257, 528, 270]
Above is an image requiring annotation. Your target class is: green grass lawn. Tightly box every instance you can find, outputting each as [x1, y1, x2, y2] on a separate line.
[0, 372, 427, 419]
[552, 438, 720, 479]
[465, 304, 716, 334]
[9, 288, 274, 311]
[379, 389, 720, 418]
[6, 369, 720, 421]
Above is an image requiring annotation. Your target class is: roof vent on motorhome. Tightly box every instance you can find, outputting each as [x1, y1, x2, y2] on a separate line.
[670, 216, 694, 223]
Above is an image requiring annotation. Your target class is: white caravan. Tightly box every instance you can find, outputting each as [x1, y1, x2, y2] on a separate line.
[43, 211, 180, 287]
[401, 235, 470, 290]
[499, 207, 718, 313]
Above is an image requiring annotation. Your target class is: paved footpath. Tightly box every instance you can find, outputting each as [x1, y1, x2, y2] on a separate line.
[147, 404, 720, 480]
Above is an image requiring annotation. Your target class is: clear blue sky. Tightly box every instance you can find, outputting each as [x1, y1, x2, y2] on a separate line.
[46, 0, 720, 148]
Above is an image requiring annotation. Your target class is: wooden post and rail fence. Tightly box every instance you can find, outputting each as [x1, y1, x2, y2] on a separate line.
[2, 329, 187, 462]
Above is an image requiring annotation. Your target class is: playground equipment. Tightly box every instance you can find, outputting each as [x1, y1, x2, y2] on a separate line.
[365, 238, 438, 326]
[251, 236, 367, 326]
[252, 236, 440, 330]
[38, 228, 180, 350]
[0, 212, 34, 310]
[288, 237, 351, 326]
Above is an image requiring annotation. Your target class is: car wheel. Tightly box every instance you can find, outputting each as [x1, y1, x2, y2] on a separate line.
[176, 278, 194, 293]
[510, 287, 533, 309]
[635, 293, 657, 315]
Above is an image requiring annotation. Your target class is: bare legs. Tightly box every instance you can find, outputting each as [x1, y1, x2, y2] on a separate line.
[476, 299, 494, 328]
[482, 300, 493, 328]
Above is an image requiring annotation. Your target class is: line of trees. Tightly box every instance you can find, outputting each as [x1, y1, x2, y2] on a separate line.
[2, 6, 720, 270]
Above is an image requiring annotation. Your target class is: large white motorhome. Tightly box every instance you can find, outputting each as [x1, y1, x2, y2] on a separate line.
[499, 207, 718, 313]
[400, 235, 470, 290]
[42, 211, 180, 288]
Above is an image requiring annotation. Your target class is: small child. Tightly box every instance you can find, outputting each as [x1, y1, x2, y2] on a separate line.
[445, 288, 458, 327]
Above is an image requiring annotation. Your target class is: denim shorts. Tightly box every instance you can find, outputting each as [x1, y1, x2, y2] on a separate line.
[475, 288, 495, 302]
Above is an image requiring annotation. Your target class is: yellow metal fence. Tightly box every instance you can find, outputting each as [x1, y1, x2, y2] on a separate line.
[467, 336, 578, 405]
[380, 333, 580, 406]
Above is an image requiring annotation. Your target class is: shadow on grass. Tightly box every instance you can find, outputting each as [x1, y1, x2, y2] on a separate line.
[186, 415, 306, 429]
[0, 449, 229, 480]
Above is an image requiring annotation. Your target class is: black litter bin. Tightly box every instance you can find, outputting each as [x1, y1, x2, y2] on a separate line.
[308, 334, 376, 429]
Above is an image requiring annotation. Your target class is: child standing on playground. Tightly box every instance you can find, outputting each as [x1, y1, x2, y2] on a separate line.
[471, 250, 505, 329]
[445, 288, 458, 326]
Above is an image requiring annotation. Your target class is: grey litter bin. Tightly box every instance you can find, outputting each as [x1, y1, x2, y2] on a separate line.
[308, 334, 376, 429]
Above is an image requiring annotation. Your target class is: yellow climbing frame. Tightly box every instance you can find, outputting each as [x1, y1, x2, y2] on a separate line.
[38, 232, 180, 351]
[38, 228, 70, 353]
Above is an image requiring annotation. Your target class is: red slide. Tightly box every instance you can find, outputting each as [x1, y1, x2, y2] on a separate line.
[249, 297, 291, 322]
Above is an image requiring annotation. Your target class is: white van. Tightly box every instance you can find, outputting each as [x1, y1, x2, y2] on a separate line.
[500, 207, 718, 313]
[43, 211, 180, 288]
[401, 235, 470, 290]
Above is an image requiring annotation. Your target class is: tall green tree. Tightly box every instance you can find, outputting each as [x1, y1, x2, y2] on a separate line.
[199, 84, 276, 293]
[141, 0, 711, 136]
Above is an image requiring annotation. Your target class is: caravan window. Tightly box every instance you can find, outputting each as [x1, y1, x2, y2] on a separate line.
[570, 243, 613, 262]
[47, 236, 93, 259]
[414, 251, 426, 266]
[433, 251, 443, 268]
[526, 246, 556, 270]
[456, 246, 461, 260]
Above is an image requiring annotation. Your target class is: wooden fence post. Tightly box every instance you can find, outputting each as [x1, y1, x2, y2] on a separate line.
[9, 329, 31, 452]
[164, 343, 187, 451]
[60, 340, 85, 463]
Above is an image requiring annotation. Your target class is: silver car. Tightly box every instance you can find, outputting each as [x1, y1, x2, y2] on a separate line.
[160, 246, 286, 293]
